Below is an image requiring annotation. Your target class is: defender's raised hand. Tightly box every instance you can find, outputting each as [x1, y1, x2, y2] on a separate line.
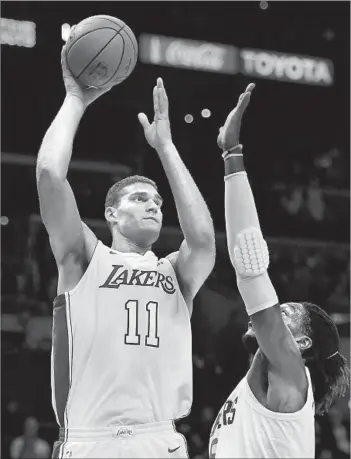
[217, 83, 255, 151]
[138, 78, 173, 150]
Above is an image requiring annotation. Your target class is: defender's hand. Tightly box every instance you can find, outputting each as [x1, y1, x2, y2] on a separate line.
[217, 83, 255, 151]
[138, 78, 173, 150]
[61, 38, 111, 110]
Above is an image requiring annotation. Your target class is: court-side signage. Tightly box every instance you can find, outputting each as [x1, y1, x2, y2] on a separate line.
[0, 18, 36, 48]
[139, 33, 239, 75]
[139, 34, 334, 86]
[240, 48, 333, 86]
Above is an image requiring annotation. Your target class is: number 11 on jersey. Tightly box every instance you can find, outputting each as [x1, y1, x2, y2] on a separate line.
[125, 300, 160, 348]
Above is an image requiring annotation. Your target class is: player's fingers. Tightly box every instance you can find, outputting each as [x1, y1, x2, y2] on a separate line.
[153, 86, 159, 115]
[238, 89, 252, 108]
[245, 83, 255, 93]
[223, 108, 235, 129]
[61, 45, 67, 63]
[157, 80, 169, 116]
[61, 45, 71, 75]
[138, 113, 151, 130]
[161, 78, 169, 115]
[239, 92, 251, 113]
[157, 78, 168, 99]
[93, 86, 112, 96]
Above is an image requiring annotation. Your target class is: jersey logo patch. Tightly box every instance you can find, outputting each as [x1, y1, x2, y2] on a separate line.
[100, 265, 176, 294]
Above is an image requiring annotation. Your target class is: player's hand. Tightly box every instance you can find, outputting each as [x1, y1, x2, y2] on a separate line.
[61, 39, 111, 110]
[217, 83, 255, 151]
[138, 78, 173, 151]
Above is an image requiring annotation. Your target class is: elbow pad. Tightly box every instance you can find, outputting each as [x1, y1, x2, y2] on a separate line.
[231, 227, 279, 315]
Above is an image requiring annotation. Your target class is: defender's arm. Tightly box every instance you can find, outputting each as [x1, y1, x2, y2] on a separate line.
[224, 162, 307, 410]
[221, 85, 308, 411]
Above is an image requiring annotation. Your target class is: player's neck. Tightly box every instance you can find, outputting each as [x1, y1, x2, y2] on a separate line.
[248, 353, 255, 366]
[111, 231, 151, 255]
[248, 349, 265, 367]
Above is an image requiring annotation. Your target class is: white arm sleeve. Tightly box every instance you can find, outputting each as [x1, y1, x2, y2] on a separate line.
[225, 172, 279, 315]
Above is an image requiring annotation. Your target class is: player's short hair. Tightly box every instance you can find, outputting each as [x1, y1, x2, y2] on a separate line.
[105, 175, 158, 210]
[301, 302, 350, 415]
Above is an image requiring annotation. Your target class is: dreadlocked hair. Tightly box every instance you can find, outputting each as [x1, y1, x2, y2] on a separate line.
[300, 302, 350, 416]
[104, 175, 158, 229]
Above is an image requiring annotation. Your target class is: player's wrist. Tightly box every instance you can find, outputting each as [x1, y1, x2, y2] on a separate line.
[155, 140, 175, 155]
[222, 144, 245, 176]
[64, 94, 86, 115]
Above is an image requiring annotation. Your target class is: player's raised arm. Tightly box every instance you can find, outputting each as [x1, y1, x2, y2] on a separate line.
[138, 78, 216, 312]
[36, 45, 110, 292]
[220, 84, 308, 411]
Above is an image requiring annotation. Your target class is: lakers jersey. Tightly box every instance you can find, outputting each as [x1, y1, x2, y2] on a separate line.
[209, 368, 315, 458]
[51, 241, 192, 429]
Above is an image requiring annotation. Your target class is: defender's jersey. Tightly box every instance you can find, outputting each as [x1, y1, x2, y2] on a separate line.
[209, 368, 315, 458]
[51, 241, 192, 429]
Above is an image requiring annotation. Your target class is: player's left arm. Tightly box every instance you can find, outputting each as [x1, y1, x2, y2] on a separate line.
[220, 83, 308, 411]
[165, 240, 215, 315]
[138, 78, 216, 312]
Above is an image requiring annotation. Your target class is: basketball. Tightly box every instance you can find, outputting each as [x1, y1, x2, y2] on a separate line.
[66, 15, 138, 89]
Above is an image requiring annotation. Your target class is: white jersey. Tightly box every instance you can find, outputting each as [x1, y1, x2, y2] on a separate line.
[209, 368, 315, 458]
[51, 241, 192, 429]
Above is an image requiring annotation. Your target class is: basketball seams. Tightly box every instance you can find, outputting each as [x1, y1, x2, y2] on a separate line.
[101, 32, 126, 87]
[92, 15, 127, 29]
[101, 16, 138, 59]
[66, 26, 122, 54]
[67, 28, 119, 78]
[119, 25, 138, 62]
[76, 29, 120, 79]
[118, 28, 138, 73]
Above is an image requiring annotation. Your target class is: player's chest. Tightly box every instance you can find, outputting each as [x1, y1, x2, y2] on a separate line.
[70, 259, 182, 344]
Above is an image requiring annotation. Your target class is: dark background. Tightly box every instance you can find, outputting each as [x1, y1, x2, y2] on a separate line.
[1, 2, 350, 458]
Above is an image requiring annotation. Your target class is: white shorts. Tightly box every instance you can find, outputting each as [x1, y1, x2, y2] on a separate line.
[52, 421, 189, 458]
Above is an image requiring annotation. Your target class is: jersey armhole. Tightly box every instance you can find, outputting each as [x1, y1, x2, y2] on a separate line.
[163, 257, 192, 318]
[243, 369, 314, 420]
[53, 240, 101, 304]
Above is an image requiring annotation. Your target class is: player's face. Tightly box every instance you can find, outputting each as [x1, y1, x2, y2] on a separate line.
[114, 183, 163, 246]
[242, 302, 307, 355]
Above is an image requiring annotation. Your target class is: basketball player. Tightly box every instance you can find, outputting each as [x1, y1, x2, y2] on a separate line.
[36, 46, 215, 458]
[209, 83, 350, 458]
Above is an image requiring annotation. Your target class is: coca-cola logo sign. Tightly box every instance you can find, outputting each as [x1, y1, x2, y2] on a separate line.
[165, 40, 226, 71]
[139, 34, 239, 75]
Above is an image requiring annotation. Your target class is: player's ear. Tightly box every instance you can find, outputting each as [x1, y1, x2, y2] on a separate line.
[296, 335, 312, 353]
[105, 206, 118, 225]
